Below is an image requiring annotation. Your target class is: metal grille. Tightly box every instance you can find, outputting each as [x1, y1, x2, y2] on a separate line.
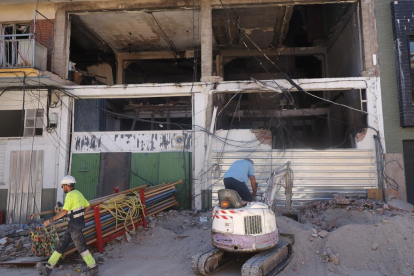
[244, 215, 263, 235]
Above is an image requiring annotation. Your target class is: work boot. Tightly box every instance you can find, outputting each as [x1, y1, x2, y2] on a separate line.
[39, 265, 53, 276]
[82, 266, 99, 276]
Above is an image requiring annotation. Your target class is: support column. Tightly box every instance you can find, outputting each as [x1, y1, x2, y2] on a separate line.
[360, 0, 378, 76]
[193, 90, 209, 209]
[116, 53, 124, 85]
[200, 0, 213, 82]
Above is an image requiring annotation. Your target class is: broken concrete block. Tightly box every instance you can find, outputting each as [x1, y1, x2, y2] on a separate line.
[334, 195, 350, 205]
[16, 239, 23, 251]
[388, 199, 414, 213]
[0, 237, 11, 246]
[318, 230, 328, 238]
[311, 234, 318, 238]
[148, 221, 156, 229]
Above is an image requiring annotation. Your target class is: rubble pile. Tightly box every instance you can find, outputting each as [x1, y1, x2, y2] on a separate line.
[0, 224, 36, 262]
[300, 194, 414, 230]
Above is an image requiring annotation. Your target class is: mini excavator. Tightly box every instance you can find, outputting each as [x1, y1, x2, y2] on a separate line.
[192, 162, 295, 276]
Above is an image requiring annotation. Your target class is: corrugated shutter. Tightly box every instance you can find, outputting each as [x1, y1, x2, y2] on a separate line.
[8, 150, 43, 224]
[158, 152, 192, 209]
[70, 153, 100, 200]
[211, 149, 377, 205]
[0, 141, 6, 184]
[130, 153, 160, 188]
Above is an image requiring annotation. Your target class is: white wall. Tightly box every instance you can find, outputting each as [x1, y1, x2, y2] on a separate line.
[71, 131, 192, 153]
[0, 90, 71, 206]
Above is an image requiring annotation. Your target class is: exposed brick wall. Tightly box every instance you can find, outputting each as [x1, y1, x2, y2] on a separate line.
[390, 1, 414, 127]
[31, 19, 54, 72]
[375, 0, 414, 153]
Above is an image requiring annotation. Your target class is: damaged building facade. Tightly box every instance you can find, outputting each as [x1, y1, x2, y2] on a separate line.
[0, 0, 390, 221]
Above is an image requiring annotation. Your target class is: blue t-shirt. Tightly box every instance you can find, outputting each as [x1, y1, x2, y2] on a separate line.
[223, 160, 255, 183]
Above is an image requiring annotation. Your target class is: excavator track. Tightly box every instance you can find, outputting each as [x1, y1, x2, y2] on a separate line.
[241, 241, 293, 276]
[191, 248, 233, 275]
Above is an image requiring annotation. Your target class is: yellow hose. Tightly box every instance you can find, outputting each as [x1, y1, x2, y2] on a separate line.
[99, 191, 144, 232]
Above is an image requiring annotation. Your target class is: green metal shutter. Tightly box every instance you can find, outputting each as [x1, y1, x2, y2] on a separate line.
[130, 153, 160, 188]
[158, 152, 192, 209]
[70, 153, 100, 200]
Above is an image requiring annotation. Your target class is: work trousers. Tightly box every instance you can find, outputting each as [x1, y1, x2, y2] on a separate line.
[47, 226, 96, 269]
[223, 177, 253, 202]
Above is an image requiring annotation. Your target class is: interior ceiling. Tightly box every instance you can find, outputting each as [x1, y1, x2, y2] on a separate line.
[74, 6, 293, 54]
[76, 10, 200, 53]
[212, 6, 293, 49]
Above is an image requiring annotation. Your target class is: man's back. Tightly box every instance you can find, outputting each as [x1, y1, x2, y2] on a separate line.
[224, 159, 255, 183]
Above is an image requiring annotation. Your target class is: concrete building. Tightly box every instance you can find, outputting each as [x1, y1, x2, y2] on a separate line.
[0, 0, 395, 223]
[374, 0, 414, 204]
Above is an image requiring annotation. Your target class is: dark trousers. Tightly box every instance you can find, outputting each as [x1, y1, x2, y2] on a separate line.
[55, 227, 87, 255]
[223, 177, 253, 202]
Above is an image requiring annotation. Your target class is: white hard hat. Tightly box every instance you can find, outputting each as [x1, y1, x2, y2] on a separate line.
[60, 175, 76, 186]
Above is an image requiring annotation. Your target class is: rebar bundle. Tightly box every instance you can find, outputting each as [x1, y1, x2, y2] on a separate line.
[29, 180, 182, 257]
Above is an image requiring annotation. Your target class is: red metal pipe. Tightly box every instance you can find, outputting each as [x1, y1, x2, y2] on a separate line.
[93, 205, 104, 253]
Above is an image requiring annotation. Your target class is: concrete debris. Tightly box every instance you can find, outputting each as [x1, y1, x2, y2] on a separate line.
[148, 221, 157, 229]
[0, 237, 12, 246]
[311, 228, 317, 234]
[371, 242, 379, 250]
[333, 195, 350, 205]
[15, 239, 23, 251]
[326, 248, 340, 265]
[387, 198, 414, 213]
[311, 234, 318, 238]
[318, 230, 328, 238]
[301, 196, 407, 229]
[125, 232, 131, 243]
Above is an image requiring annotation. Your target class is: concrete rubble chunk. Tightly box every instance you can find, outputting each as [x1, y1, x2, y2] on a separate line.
[0, 237, 12, 246]
[318, 230, 328, 238]
[125, 232, 131, 243]
[148, 221, 157, 229]
[371, 242, 379, 250]
[16, 239, 23, 251]
[333, 195, 350, 205]
[387, 198, 414, 213]
[311, 233, 318, 238]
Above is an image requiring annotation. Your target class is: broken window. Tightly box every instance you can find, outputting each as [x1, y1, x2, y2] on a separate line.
[24, 109, 44, 137]
[214, 89, 367, 149]
[0, 110, 24, 137]
[74, 97, 192, 132]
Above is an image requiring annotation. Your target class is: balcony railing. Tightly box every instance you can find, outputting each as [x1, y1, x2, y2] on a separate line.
[0, 34, 47, 71]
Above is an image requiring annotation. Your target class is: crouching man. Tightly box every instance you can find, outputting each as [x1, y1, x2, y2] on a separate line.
[223, 158, 257, 202]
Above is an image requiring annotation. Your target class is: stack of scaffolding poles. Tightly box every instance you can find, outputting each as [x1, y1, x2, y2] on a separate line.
[30, 180, 182, 257]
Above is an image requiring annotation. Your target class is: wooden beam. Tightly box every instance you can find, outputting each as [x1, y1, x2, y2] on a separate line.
[229, 108, 328, 118]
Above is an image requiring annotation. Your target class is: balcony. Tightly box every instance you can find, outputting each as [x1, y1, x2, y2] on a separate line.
[0, 34, 47, 71]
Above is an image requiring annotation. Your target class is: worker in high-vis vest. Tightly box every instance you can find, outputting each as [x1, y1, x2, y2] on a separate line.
[39, 175, 98, 276]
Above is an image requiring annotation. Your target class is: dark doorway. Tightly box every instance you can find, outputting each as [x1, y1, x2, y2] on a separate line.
[98, 152, 131, 198]
[403, 141, 414, 204]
